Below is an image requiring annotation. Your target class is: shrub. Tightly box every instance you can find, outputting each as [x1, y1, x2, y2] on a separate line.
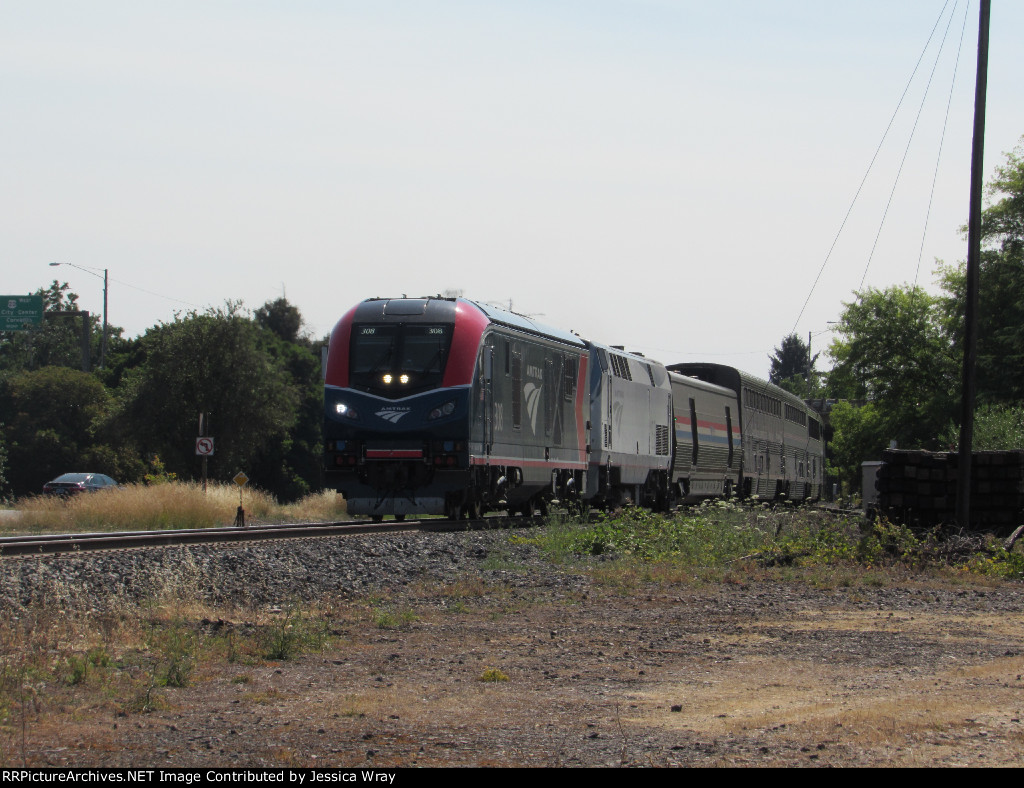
[478, 667, 509, 683]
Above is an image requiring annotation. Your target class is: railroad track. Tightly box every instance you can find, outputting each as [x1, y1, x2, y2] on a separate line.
[0, 517, 499, 558]
[0, 502, 846, 559]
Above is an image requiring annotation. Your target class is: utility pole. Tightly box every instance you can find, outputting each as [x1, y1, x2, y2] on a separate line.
[956, 0, 991, 528]
[807, 330, 812, 399]
[46, 310, 91, 371]
[101, 268, 108, 368]
[49, 262, 109, 368]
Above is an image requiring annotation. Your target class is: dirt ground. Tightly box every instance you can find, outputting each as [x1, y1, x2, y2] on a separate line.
[19, 566, 1024, 768]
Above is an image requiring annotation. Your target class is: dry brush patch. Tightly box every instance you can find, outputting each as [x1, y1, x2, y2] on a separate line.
[5, 484, 347, 536]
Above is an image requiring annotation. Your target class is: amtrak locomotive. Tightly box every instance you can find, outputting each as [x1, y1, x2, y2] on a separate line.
[323, 296, 824, 520]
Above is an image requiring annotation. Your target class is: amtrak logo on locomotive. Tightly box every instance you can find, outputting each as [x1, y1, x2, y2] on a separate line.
[375, 407, 411, 424]
[524, 383, 542, 434]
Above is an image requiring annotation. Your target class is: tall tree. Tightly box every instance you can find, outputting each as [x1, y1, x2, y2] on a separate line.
[255, 297, 304, 344]
[940, 138, 1024, 404]
[118, 304, 301, 490]
[768, 333, 819, 395]
[248, 314, 324, 500]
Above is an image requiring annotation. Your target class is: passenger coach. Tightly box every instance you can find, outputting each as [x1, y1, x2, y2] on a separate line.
[668, 363, 824, 501]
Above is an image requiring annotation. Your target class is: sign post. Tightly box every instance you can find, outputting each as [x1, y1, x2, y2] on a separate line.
[0, 296, 43, 331]
[196, 413, 212, 492]
[233, 471, 249, 527]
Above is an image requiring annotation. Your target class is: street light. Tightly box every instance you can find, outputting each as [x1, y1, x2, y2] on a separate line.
[49, 262, 108, 369]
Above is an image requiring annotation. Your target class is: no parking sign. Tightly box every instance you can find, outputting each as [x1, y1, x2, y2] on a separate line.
[195, 437, 215, 456]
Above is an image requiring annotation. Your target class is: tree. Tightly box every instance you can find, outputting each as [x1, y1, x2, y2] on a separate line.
[768, 333, 820, 397]
[248, 319, 324, 500]
[940, 138, 1024, 404]
[255, 297, 304, 344]
[0, 366, 129, 496]
[825, 284, 958, 467]
[826, 400, 887, 494]
[942, 403, 1024, 451]
[0, 281, 126, 373]
[119, 304, 302, 491]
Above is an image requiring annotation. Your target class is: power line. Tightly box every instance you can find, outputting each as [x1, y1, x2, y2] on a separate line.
[914, 1, 971, 289]
[790, 0, 954, 335]
[858, 0, 962, 291]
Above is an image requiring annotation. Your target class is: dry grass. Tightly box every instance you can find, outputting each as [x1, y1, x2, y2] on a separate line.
[4, 576, 1024, 766]
[4, 484, 347, 535]
[637, 608, 1024, 765]
[0, 563, 349, 766]
[271, 489, 349, 524]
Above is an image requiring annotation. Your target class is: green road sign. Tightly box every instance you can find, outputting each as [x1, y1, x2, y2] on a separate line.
[0, 296, 43, 331]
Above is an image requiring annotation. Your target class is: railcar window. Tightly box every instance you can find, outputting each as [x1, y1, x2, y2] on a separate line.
[743, 388, 782, 417]
[726, 406, 734, 468]
[689, 399, 698, 466]
[563, 355, 577, 401]
[351, 325, 398, 375]
[785, 404, 807, 425]
[511, 349, 522, 429]
[402, 326, 451, 373]
[349, 323, 453, 396]
[544, 358, 558, 437]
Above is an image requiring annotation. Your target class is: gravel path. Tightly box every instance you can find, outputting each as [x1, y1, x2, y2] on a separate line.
[4, 525, 1024, 767]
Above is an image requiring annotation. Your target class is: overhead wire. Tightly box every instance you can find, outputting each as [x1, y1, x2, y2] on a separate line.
[789, 0, 955, 336]
[913, 1, 971, 289]
[857, 0, 962, 291]
[106, 276, 202, 309]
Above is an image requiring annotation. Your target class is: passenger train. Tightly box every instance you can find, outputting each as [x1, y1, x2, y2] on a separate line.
[323, 296, 825, 520]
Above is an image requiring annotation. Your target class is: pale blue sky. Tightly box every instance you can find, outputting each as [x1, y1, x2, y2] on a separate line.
[3, 1, 1022, 378]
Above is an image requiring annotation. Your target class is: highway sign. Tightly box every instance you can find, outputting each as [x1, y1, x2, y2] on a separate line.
[233, 472, 249, 487]
[0, 296, 43, 331]
[195, 437, 215, 456]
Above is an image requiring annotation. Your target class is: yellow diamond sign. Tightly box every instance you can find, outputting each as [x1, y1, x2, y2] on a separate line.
[233, 472, 249, 487]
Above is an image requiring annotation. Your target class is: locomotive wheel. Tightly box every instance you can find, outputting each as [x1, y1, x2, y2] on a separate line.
[445, 499, 463, 520]
[371, 515, 384, 523]
[394, 514, 406, 522]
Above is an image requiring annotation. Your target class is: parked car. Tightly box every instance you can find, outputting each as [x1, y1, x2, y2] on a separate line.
[43, 473, 119, 496]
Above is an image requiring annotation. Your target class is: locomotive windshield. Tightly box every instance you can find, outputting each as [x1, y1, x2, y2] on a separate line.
[349, 323, 453, 397]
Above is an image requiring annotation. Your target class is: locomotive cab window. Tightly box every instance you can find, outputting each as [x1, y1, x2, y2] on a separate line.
[349, 323, 453, 397]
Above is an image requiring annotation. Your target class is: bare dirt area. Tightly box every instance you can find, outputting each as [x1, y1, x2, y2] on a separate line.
[11, 542, 1024, 769]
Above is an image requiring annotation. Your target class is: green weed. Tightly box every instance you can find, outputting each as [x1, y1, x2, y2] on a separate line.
[263, 607, 329, 660]
[150, 621, 198, 688]
[371, 607, 419, 629]
[478, 667, 509, 682]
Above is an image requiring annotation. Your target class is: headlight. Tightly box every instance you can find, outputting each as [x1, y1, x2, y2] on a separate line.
[334, 401, 359, 419]
[428, 400, 457, 420]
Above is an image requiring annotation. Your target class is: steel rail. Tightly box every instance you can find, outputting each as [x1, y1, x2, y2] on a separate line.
[0, 518, 475, 558]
